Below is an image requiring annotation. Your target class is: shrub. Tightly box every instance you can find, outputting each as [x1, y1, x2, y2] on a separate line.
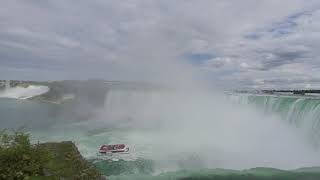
[0, 129, 51, 180]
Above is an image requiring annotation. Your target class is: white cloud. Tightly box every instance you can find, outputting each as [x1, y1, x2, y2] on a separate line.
[0, 0, 320, 88]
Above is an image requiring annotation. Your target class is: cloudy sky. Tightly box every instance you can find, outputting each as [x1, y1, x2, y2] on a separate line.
[1, 0, 320, 89]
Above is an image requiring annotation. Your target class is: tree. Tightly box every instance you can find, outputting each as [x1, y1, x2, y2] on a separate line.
[0, 129, 51, 180]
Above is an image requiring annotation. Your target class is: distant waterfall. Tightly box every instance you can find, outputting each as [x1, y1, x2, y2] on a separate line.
[0, 81, 49, 99]
[228, 94, 320, 147]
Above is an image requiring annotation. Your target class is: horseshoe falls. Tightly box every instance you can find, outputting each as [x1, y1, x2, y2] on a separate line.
[2, 89, 320, 180]
[228, 94, 320, 147]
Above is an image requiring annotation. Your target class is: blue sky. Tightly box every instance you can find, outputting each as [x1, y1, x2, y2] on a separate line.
[1, 0, 320, 89]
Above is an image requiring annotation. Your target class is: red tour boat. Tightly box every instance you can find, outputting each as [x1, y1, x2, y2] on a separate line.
[99, 144, 129, 154]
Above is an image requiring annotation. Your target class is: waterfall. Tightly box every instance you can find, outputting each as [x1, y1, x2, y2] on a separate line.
[228, 93, 320, 147]
[0, 81, 49, 99]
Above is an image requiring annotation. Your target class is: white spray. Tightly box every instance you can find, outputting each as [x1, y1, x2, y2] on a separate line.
[89, 88, 320, 173]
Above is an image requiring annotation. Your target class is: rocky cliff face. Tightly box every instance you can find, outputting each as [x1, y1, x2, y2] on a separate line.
[38, 141, 106, 180]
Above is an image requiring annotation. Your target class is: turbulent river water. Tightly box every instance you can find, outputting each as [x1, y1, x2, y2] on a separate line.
[2, 90, 320, 179]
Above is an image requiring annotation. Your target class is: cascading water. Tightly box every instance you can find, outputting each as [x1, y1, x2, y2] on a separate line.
[87, 90, 320, 173]
[0, 80, 49, 99]
[228, 93, 320, 147]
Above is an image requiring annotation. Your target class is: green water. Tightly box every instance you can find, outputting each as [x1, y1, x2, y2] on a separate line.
[93, 158, 155, 176]
[91, 155, 320, 179]
[90, 158, 320, 179]
[95, 164, 320, 180]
